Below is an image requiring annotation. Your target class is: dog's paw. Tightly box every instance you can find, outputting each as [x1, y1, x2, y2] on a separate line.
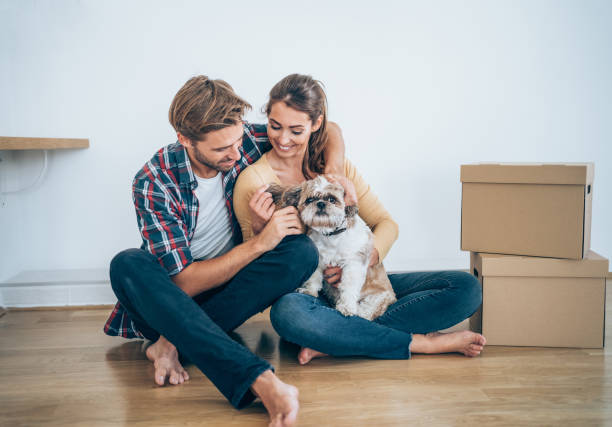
[297, 287, 319, 297]
[335, 303, 357, 317]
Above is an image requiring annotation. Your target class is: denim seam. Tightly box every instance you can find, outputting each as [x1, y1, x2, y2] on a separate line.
[306, 301, 345, 314]
[383, 278, 452, 318]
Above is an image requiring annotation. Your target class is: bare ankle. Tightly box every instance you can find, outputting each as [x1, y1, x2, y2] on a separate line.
[409, 334, 431, 354]
[251, 370, 276, 397]
[297, 347, 328, 365]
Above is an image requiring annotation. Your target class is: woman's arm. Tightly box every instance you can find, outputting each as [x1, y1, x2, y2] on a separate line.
[233, 167, 266, 242]
[346, 160, 399, 263]
[324, 121, 345, 175]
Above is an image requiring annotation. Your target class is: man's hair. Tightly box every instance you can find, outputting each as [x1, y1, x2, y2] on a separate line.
[169, 75, 251, 141]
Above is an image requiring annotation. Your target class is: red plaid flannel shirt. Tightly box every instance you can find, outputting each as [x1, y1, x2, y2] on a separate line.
[103, 123, 270, 338]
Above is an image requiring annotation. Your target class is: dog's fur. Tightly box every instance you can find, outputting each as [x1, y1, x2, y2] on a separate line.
[267, 176, 396, 320]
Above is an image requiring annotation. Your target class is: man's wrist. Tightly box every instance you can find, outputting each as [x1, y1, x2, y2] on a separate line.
[249, 233, 269, 257]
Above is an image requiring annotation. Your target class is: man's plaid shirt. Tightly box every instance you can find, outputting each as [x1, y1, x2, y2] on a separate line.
[103, 123, 270, 338]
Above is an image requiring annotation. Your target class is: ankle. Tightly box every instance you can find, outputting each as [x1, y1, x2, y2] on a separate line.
[251, 369, 276, 398]
[409, 334, 432, 354]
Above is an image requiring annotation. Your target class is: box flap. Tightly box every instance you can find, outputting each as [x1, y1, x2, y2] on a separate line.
[461, 163, 594, 185]
[475, 250, 608, 278]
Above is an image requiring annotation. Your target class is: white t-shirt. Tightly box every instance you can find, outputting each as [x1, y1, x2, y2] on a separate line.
[190, 172, 235, 260]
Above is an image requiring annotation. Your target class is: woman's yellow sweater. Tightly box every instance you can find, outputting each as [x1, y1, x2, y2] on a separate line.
[233, 153, 399, 262]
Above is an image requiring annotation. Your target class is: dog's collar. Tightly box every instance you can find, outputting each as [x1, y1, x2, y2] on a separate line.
[323, 227, 347, 236]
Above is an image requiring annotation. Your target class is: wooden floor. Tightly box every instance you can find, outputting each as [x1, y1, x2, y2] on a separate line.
[1, 282, 611, 426]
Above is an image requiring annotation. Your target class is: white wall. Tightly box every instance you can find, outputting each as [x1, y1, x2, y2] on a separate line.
[1, 1, 611, 292]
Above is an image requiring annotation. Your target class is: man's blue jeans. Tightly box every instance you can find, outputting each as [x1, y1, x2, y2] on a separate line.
[109, 235, 318, 409]
[270, 270, 482, 359]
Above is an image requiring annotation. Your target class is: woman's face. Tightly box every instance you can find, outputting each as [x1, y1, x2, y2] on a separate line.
[267, 101, 321, 159]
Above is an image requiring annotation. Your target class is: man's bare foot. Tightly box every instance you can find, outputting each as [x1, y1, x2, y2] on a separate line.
[145, 336, 190, 386]
[410, 330, 486, 357]
[297, 347, 328, 365]
[251, 370, 299, 427]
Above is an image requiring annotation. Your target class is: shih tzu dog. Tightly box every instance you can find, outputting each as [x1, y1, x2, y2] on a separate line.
[268, 176, 396, 320]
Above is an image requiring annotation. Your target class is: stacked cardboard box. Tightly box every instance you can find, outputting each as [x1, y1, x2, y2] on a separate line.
[460, 163, 608, 348]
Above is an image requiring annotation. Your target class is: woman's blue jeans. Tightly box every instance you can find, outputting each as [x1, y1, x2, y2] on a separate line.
[270, 270, 482, 359]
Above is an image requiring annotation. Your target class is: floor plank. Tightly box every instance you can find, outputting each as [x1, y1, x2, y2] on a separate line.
[1, 281, 611, 426]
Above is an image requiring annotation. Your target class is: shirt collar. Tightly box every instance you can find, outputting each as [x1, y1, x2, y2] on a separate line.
[172, 142, 198, 189]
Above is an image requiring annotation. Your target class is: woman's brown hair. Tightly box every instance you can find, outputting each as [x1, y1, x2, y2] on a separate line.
[169, 75, 251, 141]
[265, 74, 328, 179]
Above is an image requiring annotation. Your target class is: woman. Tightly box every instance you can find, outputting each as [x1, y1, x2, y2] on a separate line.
[233, 74, 485, 364]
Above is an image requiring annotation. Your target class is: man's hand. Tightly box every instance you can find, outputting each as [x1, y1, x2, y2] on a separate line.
[253, 206, 303, 252]
[325, 174, 358, 207]
[324, 248, 379, 288]
[249, 185, 276, 235]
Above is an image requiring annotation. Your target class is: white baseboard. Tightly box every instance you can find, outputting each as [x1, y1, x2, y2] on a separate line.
[0, 269, 116, 308]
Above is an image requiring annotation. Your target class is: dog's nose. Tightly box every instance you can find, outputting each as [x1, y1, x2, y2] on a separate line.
[316, 201, 326, 210]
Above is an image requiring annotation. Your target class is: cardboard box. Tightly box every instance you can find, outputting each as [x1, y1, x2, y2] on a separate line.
[461, 163, 594, 259]
[469, 251, 608, 348]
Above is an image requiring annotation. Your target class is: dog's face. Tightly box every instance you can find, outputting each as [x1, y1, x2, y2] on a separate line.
[267, 176, 358, 234]
[297, 176, 346, 233]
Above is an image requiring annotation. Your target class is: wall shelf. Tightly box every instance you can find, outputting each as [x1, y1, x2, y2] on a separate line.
[0, 136, 89, 195]
[0, 137, 89, 150]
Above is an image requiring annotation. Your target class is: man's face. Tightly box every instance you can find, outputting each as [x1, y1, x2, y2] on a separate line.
[178, 123, 244, 178]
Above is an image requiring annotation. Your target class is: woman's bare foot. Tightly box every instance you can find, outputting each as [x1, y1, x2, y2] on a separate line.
[410, 330, 486, 357]
[251, 370, 299, 427]
[145, 335, 190, 386]
[297, 347, 328, 365]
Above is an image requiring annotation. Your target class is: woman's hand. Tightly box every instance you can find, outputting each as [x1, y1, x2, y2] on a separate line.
[323, 266, 342, 287]
[325, 174, 358, 207]
[369, 248, 380, 267]
[248, 185, 276, 235]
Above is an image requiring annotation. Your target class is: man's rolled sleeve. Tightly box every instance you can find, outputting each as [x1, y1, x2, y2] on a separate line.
[157, 247, 193, 277]
[133, 178, 194, 276]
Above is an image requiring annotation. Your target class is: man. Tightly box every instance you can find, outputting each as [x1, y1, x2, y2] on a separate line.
[104, 76, 345, 427]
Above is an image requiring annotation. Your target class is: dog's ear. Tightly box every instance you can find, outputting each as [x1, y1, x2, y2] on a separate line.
[345, 205, 359, 218]
[282, 185, 303, 208]
[266, 183, 303, 208]
[266, 183, 285, 207]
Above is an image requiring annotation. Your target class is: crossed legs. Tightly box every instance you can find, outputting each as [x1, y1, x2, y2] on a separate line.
[109, 235, 318, 423]
[270, 270, 485, 363]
